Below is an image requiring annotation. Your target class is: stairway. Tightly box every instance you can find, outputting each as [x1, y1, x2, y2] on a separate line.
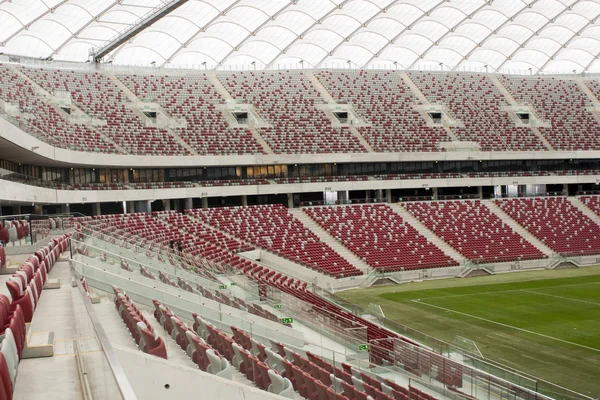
[206, 71, 235, 102]
[389, 204, 466, 264]
[290, 209, 372, 274]
[483, 200, 555, 257]
[306, 72, 336, 104]
[400, 73, 430, 104]
[568, 197, 600, 227]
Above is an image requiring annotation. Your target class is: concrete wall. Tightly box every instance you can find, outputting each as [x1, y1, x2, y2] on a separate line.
[2, 173, 599, 205]
[2, 117, 600, 167]
[115, 347, 282, 400]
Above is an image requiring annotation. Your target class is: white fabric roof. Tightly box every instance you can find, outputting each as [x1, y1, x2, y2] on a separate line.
[1, 0, 600, 74]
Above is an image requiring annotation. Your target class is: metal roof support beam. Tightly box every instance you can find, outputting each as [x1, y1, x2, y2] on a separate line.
[92, 0, 190, 63]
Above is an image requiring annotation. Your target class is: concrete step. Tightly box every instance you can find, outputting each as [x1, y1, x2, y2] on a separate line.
[483, 199, 555, 257]
[569, 197, 600, 227]
[400, 73, 430, 104]
[206, 71, 235, 102]
[248, 125, 274, 154]
[289, 209, 372, 274]
[389, 204, 466, 264]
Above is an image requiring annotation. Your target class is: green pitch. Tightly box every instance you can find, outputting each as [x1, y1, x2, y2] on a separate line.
[337, 267, 600, 398]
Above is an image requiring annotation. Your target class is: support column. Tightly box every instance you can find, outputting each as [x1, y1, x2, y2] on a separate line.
[164, 199, 171, 211]
[241, 195, 248, 206]
[365, 191, 371, 201]
[185, 198, 193, 210]
[146, 200, 152, 214]
[61, 204, 71, 214]
[376, 189, 383, 202]
[287, 193, 294, 209]
[127, 201, 135, 214]
[94, 203, 101, 216]
[478, 186, 483, 199]
[201, 197, 209, 209]
[385, 189, 392, 203]
[432, 188, 439, 200]
[337, 191, 348, 204]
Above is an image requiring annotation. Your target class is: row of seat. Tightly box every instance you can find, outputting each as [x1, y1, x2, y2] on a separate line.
[5, 64, 600, 155]
[304, 204, 458, 271]
[0, 234, 70, 399]
[81, 213, 467, 395]
[0, 221, 29, 246]
[152, 300, 234, 379]
[403, 200, 545, 263]
[500, 75, 600, 151]
[495, 197, 600, 255]
[113, 288, 167, 359]
[189, 205, 362, 278]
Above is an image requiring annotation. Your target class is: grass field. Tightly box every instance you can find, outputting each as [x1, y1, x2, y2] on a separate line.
[337, 267, 600, 398]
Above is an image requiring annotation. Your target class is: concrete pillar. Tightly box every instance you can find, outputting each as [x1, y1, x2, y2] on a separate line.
[94, 203, 101, 216]
[127, 201, 135, 214]
[432, 188, 439, 200]
[385, 189, 392, 203]
[241, 195, 248, 206]
[201, 197, 209, 209]
[61, 204, 71, 214]
[287, 193, 294, 209]
[478, 186, 483, 199]
[376, 189, 383, 201]
[365, 191, 371, 201]
[146, 200, 152, 214]
[185, 198, 193, 210]
[337, 191, 348, 204]
[164, 199, 171, 211]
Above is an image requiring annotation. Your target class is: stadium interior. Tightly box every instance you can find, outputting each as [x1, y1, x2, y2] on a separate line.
[0, 0, 599, 399]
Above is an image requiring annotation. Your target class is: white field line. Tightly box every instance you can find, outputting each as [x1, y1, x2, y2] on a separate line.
[412, 299, 600, 353]
[410, 281, 600, 301]
[520, 289, 600, 306]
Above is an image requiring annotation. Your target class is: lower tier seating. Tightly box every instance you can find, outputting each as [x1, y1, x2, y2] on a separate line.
[494, 197, 600, 256]
[189, 205, 362, 278]
[304, 204, 458, 271]
[403, 200, 545, 263]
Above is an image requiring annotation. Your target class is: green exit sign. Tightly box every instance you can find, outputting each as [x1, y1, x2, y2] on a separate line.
[358, 344, 370, 351]
[274, 304, 282, 309]
[281, 317, 294, 324]
[218, 284, 227, 290]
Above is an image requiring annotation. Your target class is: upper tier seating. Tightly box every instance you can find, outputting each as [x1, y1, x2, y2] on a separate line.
[0, 64, 117, 153]
[117, 74, 265, 156]
[316, 70, 451, 152]
[500, 76, 600, 150]
[409, 72, 545, 151]
[219, 71, 366, 154]
[495, 197, 600, 255]
[403, 200, 545, 263]
[303, 204, 458, 271]
[21, 67, 189, 156]
[189, 205, 362, 277]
